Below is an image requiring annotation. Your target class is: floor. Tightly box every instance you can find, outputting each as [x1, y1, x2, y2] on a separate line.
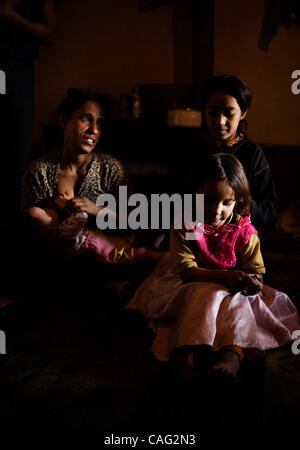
[0, 224, 299, 444]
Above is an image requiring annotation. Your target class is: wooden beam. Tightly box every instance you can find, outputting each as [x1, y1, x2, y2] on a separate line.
[191, 0, 214, 106]
[172, 0, 193, 86]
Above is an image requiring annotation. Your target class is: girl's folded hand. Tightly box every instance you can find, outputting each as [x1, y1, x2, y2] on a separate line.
[226, 270, 256, 293]
[241, 274, 263, 295]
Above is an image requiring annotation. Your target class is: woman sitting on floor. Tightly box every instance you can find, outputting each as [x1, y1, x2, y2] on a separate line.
[21, 88, 164, 264]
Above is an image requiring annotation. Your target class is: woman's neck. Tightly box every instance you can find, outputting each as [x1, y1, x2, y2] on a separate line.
[60, 147, 93, 175]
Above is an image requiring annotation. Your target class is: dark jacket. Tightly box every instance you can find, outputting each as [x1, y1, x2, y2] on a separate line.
[171, 133, 279, 229]
[225, 138, 278, 229]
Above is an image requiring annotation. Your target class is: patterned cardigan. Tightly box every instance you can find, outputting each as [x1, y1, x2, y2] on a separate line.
[21, 149, 128, 213]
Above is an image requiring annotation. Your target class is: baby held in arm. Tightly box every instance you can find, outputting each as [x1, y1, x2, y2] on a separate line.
[26, 191, 74, 237]
[26, 192, 165, 265]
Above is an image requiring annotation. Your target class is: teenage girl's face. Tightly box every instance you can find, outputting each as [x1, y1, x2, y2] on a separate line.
[61, 101, 103, 154]
[204, 92, 246, 144]
[197, 180, 236, 227]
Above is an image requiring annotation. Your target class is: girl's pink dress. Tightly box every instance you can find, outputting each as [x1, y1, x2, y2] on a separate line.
[126, 215, 299, 361]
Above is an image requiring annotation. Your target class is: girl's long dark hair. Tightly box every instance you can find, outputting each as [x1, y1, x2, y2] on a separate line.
[186, 153, 252, 215]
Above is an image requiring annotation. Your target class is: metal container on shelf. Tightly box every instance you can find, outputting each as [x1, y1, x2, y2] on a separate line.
[167, 108, 202, 127]
[120, 87, 142, 120]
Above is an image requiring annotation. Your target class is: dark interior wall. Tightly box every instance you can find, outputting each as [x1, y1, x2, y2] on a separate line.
[34, 0, 174, 136]
[214, 0, 300, 145]
[172, 0, 193, 86]
[34, 0, 300, 146]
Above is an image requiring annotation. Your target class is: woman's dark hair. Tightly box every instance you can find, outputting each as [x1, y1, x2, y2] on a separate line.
[57, 88, 111, 128]
[187, 153, 252, 215]
[200, 75, 252, 135]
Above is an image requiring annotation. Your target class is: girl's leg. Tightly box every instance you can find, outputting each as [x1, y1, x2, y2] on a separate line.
[113, 246, 166, 264]
[169, 346, 201, 383]
[131, 247, 166, 263]
[81, 231, 166, 264]
[194, 344, 216, 370]
[210, 345, 244, 379]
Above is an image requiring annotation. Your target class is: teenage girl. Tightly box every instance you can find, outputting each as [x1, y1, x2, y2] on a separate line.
[176, 75, 279, 229]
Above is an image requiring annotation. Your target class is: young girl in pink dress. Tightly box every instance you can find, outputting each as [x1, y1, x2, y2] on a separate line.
[126, 153, 299, 382]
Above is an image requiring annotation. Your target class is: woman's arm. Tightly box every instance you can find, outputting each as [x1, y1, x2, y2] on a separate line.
[21, 160, 50, 216]
[23, 205, 59, 241]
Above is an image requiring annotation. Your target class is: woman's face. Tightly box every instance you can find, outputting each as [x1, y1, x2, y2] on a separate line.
[204, 92, 246, 144]
[197, 179, 236, 227]
[62, 101, 104, 154]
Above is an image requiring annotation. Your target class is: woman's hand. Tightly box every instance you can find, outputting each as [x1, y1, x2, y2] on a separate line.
[53, 193, 69, 211]
[66, 197, 101, 216]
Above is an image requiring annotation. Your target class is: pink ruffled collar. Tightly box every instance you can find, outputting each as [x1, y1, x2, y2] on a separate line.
[187, 214, 251, 235]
